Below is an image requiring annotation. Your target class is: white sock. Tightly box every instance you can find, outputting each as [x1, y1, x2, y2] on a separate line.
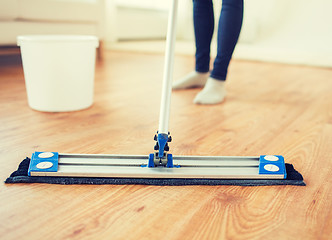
[193, 77, 226, 105]
[172, 71, 209, 89]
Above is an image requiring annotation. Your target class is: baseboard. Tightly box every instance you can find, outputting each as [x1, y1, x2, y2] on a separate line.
[106, 40, 332, 68]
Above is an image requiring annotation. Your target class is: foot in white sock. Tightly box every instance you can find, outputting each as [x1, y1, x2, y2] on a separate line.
[194, 77, 226, 105]
[172, 71, 209, 89]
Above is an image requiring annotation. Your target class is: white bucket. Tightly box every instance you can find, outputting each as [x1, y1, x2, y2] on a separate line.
[17, 35, 99, 112]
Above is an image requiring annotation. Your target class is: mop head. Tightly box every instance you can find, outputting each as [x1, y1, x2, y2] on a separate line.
[5, 157, 305, 186]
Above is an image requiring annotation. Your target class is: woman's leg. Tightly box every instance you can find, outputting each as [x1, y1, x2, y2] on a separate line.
[211, 0, 244, 81]
[195, 0, 243, 104]
[173, 0, 214, 89]
[194, 0, 215, 74]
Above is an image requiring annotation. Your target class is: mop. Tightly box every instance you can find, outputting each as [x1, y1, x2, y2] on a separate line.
[6, 0, 305, 186]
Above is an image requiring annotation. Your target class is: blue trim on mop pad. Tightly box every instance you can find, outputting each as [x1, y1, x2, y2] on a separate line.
[259, 155, 287, 179]
[28, 152, 59, 176]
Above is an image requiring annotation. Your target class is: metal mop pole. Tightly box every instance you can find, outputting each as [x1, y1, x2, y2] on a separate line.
[158, 0, 178, 135]
[151, 0, 178, 165]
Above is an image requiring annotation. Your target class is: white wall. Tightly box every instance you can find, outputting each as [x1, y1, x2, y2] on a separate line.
[105, 0, 169, 42]
[177, 0, 332, 67]
[235, 0, 332, 67]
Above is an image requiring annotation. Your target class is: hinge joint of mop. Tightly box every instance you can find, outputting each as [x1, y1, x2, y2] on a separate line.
[148, 132, 173, 168]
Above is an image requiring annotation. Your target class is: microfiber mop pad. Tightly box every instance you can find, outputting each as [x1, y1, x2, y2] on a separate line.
[5, 157, 305, 186]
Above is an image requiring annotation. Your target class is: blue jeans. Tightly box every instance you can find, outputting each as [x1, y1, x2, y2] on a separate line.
[193, 0, 243, 81]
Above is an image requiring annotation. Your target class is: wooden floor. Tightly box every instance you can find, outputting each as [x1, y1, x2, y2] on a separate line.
[1, 51, 332, 240]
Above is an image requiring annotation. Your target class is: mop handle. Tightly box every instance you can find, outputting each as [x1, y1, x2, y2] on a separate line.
[158, 0, 179, 135]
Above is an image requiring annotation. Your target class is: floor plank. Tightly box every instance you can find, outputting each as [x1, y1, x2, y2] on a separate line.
[0, 51, 331, 240]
